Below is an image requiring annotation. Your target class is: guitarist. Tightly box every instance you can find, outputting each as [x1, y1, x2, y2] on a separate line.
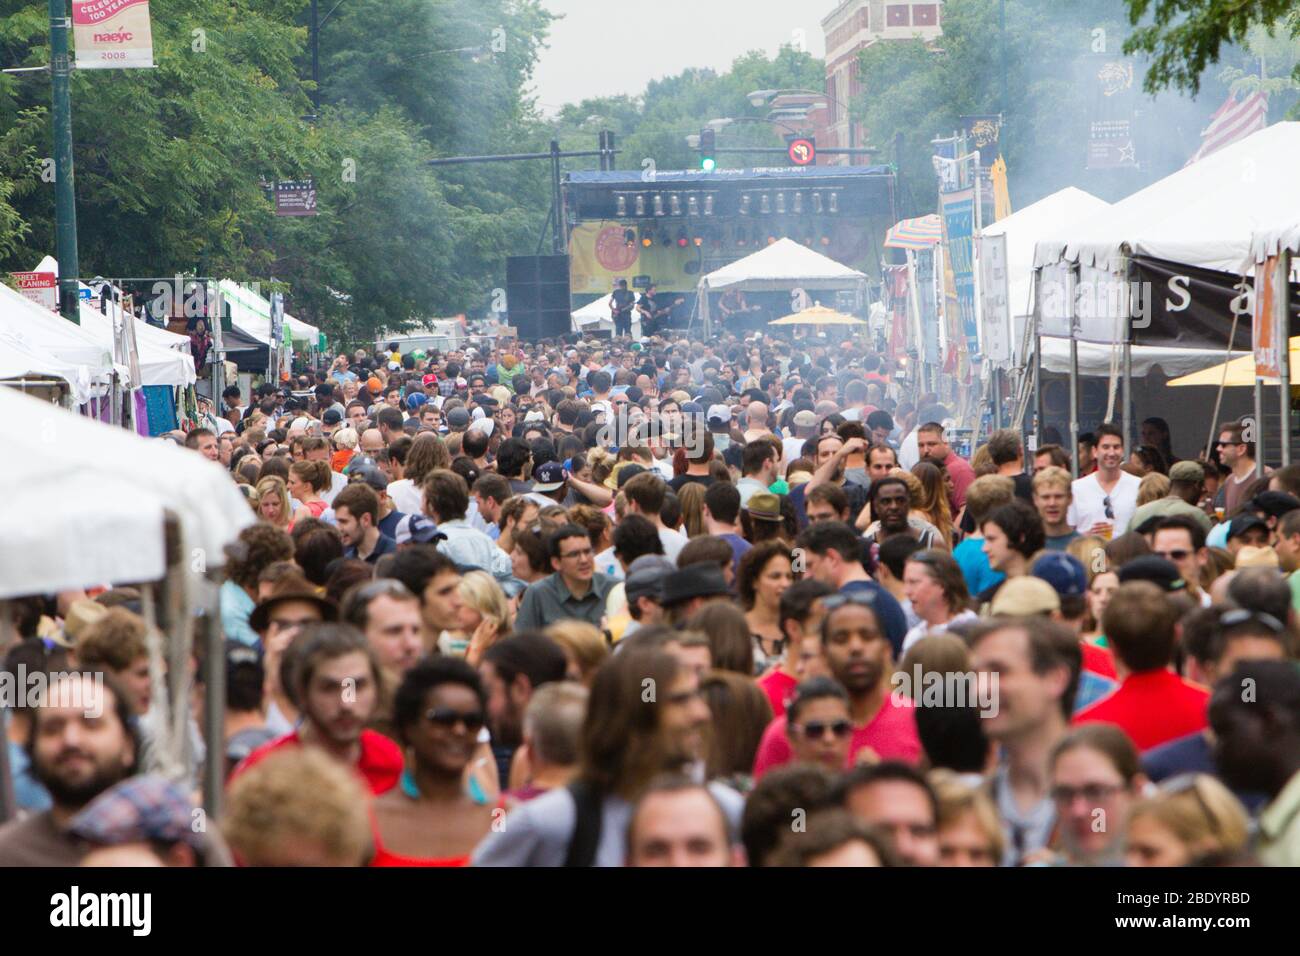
[610, 279, 636, 338]
[636, 284, 685, 336]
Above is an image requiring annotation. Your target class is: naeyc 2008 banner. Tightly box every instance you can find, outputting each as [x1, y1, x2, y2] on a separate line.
[73, 0, 155, 70]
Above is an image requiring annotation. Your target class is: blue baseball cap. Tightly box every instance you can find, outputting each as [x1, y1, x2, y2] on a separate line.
[532, 460, 567, 492]
[1031, 552, 1088, 598]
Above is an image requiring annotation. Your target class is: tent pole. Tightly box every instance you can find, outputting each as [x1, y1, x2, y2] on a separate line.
[1255, 379, 1265, 477]
[1122, 342, 1132, 451]
[1033, 332, 1042, 451]
[1280, 250, 1292, 467]
[0, 604, 15, 824]
[1069, 339, 1079, 479]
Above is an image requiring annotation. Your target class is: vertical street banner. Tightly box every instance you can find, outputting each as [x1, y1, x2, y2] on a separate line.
[960, 114, 1001, 222]
[13, 271, 58, 311]
[269, 292, 284, 381]
[72, 0, 155, 70]
[940, 186, 979, 359]
[1082, 55, 1138, 169]
[978, 233, 1011, 365]
[1254, 254, 1287, 384]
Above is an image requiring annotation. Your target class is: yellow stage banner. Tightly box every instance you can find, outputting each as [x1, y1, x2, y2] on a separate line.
[568, 222, 701, 294]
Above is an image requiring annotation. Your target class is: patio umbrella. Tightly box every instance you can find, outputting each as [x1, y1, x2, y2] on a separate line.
[769, 303, 866, 326]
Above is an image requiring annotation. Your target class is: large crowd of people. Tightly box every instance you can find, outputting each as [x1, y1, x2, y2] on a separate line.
[2, 331, 1299, 868]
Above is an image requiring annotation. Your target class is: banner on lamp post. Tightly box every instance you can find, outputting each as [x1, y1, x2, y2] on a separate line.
[978, 234, 1011, 366]
[73, 0, 155, 70]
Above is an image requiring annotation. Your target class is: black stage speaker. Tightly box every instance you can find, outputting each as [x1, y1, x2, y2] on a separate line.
[507, 254, 571, 341]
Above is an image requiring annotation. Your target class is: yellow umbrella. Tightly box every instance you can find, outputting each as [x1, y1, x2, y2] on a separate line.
[769, 303, 866, 326]
[1167, 336, 1300, 387]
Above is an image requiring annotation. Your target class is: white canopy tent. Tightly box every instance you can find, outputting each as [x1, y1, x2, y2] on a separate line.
[0, 385, 255, 598]
[1028, 122, 1300, 450]
[1034, 122, 1300, 278]
[572, 294, 642, 338]
[982, 187, 1110, 359]
[77, 301, 197, 388]
[0, 281, 120, 398]
[218, 279, 319, 346]
[0, 334, 92, 402]
[696, 238, 868, 333]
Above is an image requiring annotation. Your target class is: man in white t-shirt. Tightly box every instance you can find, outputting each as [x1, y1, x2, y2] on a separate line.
[783, 410, 819, 465]
[1067, 424, 1140, 536]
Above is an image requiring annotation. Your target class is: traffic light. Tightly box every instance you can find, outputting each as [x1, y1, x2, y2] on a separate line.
[699, 128, 716, 172]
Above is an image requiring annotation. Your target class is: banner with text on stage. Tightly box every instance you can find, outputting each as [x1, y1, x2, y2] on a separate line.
[568, 222, 702, 295]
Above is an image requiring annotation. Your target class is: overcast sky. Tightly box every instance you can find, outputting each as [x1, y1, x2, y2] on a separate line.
[529, 0, 830, 114]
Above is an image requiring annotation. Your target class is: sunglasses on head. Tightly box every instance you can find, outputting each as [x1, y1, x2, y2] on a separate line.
[1218, 608, 1284, 633]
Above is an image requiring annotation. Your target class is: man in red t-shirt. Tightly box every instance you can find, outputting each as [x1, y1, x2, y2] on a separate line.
[916, 422, 976, 511]
[753, 592, 921, 778]
[1074, 582, 1210, 751]
[232, 623, 402, 795]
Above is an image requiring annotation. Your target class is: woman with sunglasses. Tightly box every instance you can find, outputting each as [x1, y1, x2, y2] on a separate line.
[786, 677, 854, 773]
[1124, 773, 1250, 867]
[371, 656, 495, 866]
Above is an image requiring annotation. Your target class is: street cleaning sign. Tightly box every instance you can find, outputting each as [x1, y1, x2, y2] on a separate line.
[73, 0, 155, 70]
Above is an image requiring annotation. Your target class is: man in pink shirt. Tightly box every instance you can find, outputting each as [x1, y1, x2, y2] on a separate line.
[753, 591, 921, 778]
[917, 422, 976, 511]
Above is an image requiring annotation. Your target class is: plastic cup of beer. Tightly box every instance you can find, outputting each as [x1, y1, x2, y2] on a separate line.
[1215, 507, 1226, 523]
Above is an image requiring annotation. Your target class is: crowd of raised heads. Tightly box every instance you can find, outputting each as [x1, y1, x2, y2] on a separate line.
[3, 331, 1300, 868]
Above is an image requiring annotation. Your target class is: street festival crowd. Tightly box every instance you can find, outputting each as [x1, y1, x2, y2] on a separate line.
[4, 330, 1300, 869]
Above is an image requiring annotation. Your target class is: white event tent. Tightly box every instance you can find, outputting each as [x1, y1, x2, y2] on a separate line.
[0, 384, 255, 598]
[696, 238, 868, 333]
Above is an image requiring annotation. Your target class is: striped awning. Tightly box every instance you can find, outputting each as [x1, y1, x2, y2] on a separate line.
[884, 213, 943, 250]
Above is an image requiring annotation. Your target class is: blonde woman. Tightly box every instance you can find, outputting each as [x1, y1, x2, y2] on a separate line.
[287, 460, 331, 525]
[929, 769, 1005, 867]
[1125, 774, 1250, 867]
[545, 620, 609, 686]
[1137, 472, 1170, 507]
[442, 570, 511, 662]
[254, 475, 294, 531]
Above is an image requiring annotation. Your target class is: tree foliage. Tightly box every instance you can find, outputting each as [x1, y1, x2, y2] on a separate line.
[1124, 0, 1300, 95]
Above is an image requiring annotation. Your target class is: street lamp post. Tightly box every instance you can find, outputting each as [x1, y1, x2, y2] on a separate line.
[49, 0, 79, 324]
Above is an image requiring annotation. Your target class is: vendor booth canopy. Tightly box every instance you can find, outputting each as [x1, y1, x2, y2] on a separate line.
[218, 280, 319, 347]
[1034, 122, 1300, 276]
[1033, 122, 1300, 349]
[0, 386, 255, 598]
[0, 281, 120, 386]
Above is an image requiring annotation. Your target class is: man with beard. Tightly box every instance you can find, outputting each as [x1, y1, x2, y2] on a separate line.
[479, 633, 569, 788]
[230, 623, 402, 795]
[0, 672, 139, 865]
[751, 591, 922, 779]
[791, 434, 869, 530]
[1208, 660, 1300, 865]
[473, 649, 740, 866]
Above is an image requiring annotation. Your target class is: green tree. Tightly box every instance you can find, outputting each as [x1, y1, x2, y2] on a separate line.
[1124, 0, 1300, 94]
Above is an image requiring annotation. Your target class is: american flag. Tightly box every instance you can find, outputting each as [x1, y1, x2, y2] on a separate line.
[1186, 91, 1269, 165]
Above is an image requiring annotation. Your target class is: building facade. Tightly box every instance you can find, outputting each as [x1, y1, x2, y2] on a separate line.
[820, 0, 944, 161]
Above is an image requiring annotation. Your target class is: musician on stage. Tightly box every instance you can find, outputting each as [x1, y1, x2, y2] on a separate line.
[636, 283, 684, 336]
[610, 279, 636, 338]
[718, 288, 761, 330]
